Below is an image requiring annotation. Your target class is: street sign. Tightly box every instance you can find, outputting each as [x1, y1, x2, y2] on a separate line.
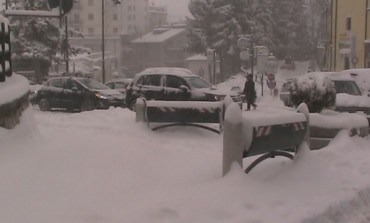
[239, 50, 250, 61]
[256, 46, 269, 56]
[267, 73, 276, 89]
[237, 36, 250, 50]
[267, 80, 276, 89]
[267, 73, 275, 81]
[206, 48, 215, 62]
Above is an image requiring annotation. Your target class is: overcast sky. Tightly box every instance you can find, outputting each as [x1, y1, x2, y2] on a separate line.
[152, 0, 190, 22]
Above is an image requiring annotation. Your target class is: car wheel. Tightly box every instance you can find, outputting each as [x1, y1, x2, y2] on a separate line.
[38, 98, 50, 111]
[81, 99, 94, 112]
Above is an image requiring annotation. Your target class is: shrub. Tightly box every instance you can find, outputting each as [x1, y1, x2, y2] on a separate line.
[290, 73, 336, 113]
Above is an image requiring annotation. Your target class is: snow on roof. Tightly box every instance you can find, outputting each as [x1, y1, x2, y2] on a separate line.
[138, 67, 196, 77]
[131, 27, 186, 43]
[186, 54, 207, 61]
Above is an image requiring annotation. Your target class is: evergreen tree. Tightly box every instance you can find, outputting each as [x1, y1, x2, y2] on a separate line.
[271, 0, 311, 60]
[186, 0, 251, 81]
[6, 0, 60, 76]
[249, 0, 275, 50]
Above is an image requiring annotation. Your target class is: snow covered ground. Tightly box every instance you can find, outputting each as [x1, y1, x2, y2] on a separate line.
[1, 63, 370, 223]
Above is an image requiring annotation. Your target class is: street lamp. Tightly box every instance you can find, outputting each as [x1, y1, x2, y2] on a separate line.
[102, 0, 121, 83]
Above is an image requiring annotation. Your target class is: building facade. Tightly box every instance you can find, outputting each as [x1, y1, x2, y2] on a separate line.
[148, 5, 168, 31]
[326, 0, 370, 71]
[66, 0, 152, 77]
[130, 24, 189, 73]
[68, 0, 150, 37]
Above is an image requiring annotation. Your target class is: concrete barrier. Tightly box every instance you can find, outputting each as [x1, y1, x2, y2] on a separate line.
[223, 103, 310, 175]
[136, 99, 224, 134]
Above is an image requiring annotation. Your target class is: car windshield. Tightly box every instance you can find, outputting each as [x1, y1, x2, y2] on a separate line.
[184, 76, 212, 89]
[334, 80, 362, 96]
[77, 78, 110, 90]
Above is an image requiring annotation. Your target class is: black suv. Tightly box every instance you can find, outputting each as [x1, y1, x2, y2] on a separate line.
[125, 67, 242, 110]
[31, 76, 124, 111]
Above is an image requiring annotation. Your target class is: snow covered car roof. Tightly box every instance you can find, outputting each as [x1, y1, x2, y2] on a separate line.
[137, 67, 197, 77]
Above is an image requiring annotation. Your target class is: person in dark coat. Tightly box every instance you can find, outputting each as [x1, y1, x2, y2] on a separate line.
[243, 73, 257, 110]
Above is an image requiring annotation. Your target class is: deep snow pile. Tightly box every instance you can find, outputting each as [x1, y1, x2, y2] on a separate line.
[2, 61, 370, 222]
[0, 105, 370, 223]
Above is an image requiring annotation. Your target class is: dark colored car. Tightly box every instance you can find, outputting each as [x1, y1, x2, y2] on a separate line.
[125, 67, 242, 111]
[105, 78, 132, 94]
[31, 76, 125, 112]
[105, 78, 132, 107]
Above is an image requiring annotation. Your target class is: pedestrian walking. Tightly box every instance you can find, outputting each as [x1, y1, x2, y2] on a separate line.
[243, 73, 257, 110]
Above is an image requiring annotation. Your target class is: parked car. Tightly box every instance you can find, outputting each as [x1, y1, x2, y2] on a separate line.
[31, 76, 125, 112]
[279, 79, 294, 107]
[105, 78, 132, 107]
[125, 67, 242, 110]
[280, 73, 370, 125]
[105, 78, 132, 94]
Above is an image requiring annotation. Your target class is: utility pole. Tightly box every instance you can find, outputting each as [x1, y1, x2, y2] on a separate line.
[65, 16, 69, 73]
[102, 0, 105, 83]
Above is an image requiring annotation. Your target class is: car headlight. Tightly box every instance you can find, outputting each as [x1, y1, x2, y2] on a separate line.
[214, 95, 225, 101]
[95, 92, 108, 99]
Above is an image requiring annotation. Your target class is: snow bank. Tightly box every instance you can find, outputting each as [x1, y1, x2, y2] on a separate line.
[0, 74, 29, 105]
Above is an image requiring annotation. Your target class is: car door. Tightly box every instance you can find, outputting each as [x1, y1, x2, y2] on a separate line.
[62, 78, 83, 109]
[47, 78, 65, 108]
[140, 74, 164, 100]
[163, 75, 190, 100]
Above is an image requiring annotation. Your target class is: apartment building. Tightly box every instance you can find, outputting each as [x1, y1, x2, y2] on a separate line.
[325, 0, 370, 71]
[148, 5, 168, 31]
[66, 0, 151, 77]
[130, 24, 189, 73]
[68, 0, 149, 37]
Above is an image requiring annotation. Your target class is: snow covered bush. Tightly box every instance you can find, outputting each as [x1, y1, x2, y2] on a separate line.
[290, 73, 336, 113]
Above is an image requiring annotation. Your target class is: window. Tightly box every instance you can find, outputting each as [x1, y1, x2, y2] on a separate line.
[88, 0, 94, 6]
[165, 75, 186, 88]
[88, 27, 95, 35]
[73, 14, 80, 23]
[65, 79, 78, 90]
[50, 79, 64, 88]
[88, 13, 94, 21]
[116, 82, 129, 88]
[113, 27, 118, 34]
[346, 17, 351, 31]
[113, 14, 118, 20]
[344, 56, 350, 70]
[142, 75, 162, 86]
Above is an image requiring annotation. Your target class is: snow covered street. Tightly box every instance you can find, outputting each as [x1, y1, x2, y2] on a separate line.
[1, 101, 370, 223]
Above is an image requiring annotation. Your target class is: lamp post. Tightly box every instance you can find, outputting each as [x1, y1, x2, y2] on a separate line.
[102, 0, 121, 83]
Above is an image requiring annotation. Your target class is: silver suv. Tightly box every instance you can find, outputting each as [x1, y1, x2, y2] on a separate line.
[125, 67, 242, 110]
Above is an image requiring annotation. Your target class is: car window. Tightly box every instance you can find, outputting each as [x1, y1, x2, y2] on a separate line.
[184, 76, 211, 89]
[50, 79, 64, 88]
[65, 78, 78, 89]
[334, 80, 362, 96]
[281, 82, 292, 92]
[116, 82, 128, 88]
[165, 75, 186, 88]
[77, 78, 110, 90]
[142, 75, 162, 86]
